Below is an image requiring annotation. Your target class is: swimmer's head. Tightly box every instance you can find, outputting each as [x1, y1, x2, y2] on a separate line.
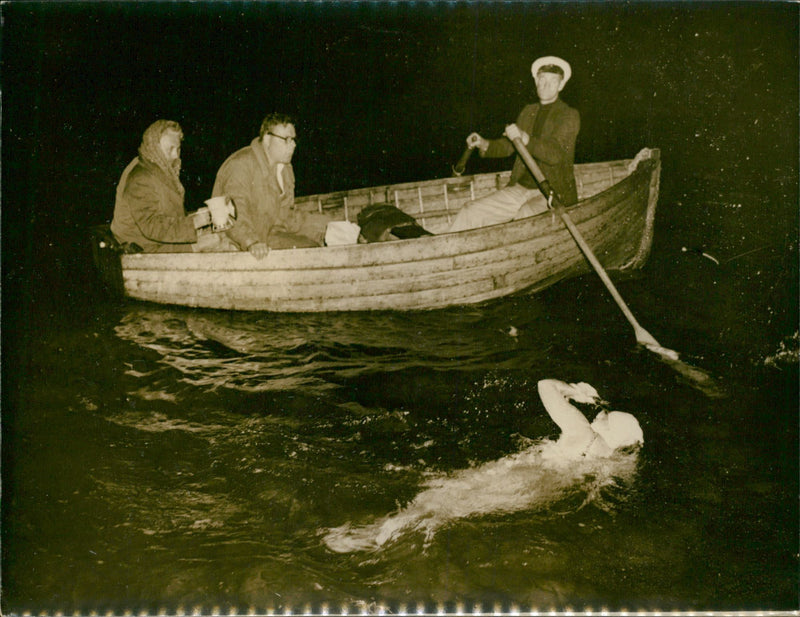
[591, 410, 644, 450]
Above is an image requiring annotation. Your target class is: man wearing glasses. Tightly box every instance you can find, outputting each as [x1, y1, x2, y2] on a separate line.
[212, 113, 330, 259]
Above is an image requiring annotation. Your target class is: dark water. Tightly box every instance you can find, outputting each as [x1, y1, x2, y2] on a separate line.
[2, 2, 798, 614]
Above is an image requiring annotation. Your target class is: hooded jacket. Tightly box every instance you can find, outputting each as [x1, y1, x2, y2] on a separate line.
[110, 122, 197, 252]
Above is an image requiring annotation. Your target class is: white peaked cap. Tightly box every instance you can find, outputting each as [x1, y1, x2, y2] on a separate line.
[531, 56, 572, 85]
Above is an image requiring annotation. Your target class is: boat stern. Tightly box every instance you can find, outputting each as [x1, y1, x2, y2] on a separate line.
[89, 225, 126, 298]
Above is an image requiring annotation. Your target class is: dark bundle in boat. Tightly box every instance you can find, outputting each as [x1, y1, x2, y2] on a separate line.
[357, 203, 433, 242]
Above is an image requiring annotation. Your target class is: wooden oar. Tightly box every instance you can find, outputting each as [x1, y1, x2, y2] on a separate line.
[509, 136, 725, 397]
[452, 145, 475, 176]
[509, 136, 669, 350]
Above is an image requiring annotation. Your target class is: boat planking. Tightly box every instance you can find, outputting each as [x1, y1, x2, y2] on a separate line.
[91, 148, 660, 312]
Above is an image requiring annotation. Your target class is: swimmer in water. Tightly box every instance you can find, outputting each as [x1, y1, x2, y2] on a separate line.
[536, 379, 643, 459]
[322, 379, 643, 553]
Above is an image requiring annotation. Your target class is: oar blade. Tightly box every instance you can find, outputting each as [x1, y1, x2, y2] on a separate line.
[652, 349, 727, 399]
[506, 135, 725, 397]
[635, 327, 663, 351]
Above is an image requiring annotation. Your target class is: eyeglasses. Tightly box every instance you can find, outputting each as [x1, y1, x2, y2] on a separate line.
[268, 132, 297, 145]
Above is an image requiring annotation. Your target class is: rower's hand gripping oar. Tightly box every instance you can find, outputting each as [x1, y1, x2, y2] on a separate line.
[508, 134, 675, 356]
[452, 145, 476, 176]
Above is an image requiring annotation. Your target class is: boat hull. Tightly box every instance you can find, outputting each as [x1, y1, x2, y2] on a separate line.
[91, 149, 660, 312]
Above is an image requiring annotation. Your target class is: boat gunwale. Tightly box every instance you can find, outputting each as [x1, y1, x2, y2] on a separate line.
[95, 149, 660, 311]
[120, 152, 660, 273]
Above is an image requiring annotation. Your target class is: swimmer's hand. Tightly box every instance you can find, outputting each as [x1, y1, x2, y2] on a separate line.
[563, 381, 601, 404]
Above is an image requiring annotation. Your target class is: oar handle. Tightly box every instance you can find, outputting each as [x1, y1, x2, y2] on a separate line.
[509, 136, 661, 349]
[452, 146, 475, 176]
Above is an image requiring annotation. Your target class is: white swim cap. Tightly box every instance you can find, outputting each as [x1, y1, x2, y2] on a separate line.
[591, 411, 643, 450]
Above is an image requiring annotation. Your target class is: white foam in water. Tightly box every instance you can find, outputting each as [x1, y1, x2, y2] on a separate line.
[322, 438, 640, 553]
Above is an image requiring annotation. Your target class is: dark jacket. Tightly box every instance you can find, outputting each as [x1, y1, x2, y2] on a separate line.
[110, 157, 197, 252]
[482, 98, 580, 205]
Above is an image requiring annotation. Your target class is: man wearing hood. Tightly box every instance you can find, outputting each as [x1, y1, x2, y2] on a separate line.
[111, 120, 234, 253]
[111, 120, 233, 253]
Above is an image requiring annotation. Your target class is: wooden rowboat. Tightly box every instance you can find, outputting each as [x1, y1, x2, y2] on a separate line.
[91, 148, 660, 312]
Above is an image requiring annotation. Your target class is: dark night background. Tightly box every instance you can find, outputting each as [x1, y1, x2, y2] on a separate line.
[1, 1, 798, 612]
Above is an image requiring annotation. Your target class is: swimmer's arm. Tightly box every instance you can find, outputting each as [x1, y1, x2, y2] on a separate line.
[537, 379, 593, 436]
